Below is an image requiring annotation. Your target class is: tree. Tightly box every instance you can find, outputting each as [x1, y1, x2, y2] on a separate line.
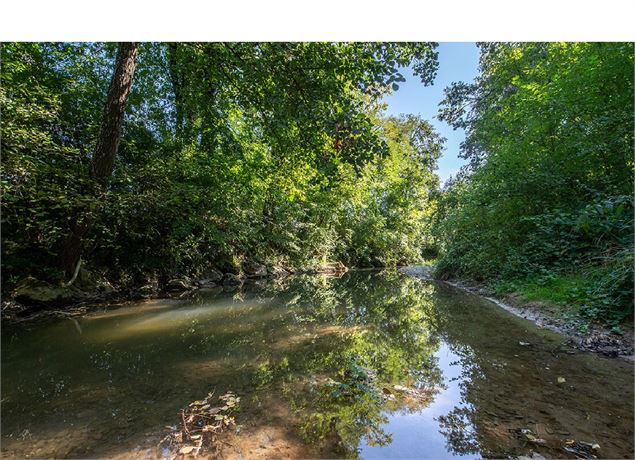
[59, 42, 138, 276]
[92, 42, 138, 180]
[434, 42, 634, 322]
[1, 42, 441, 293]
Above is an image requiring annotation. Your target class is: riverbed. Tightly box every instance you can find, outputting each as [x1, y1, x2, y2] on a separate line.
[2, 271, 633, 458]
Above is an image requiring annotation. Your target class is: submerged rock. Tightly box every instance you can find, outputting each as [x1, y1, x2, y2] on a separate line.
[579, 332, 632, 357]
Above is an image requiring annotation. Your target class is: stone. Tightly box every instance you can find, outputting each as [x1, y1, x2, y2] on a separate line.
[12, 277, 83, 306]
[219, 260, 240, 275]
[244, 261, 267, 278]
[166, 279, 191, 292]
[74, 268, 116, 295]
[201, 268, 223, 283]
[222, 273, 244, 286]
[268, 266, 290, 278]
[93, 277, 115, 295]
[138, 284, 156, 296]
[321, 262, 348, 274]
[302, 262, 348, 275]
[197, 279, 218, 288]
[247, 279, 267, 289]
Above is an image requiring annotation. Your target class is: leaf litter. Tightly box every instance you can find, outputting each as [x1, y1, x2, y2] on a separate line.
[158, 391, 240, 458]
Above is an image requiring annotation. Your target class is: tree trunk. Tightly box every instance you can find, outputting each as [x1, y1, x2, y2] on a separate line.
[60, 42, 138, 276]
[59, 214, 91, 279]
[167, 43, 185, 144]
[92, 42, 138, 180]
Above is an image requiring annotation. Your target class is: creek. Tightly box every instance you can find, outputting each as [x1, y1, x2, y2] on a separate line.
[2, 271, 633, 458]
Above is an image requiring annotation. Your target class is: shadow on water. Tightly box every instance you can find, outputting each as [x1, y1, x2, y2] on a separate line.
[1, 271, 633, 458]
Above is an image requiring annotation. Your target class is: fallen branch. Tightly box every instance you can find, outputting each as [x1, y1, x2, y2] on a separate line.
[64, 257, 82, 287]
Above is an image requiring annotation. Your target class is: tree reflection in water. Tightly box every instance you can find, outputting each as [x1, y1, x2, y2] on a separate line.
[243, 271, 446, 457]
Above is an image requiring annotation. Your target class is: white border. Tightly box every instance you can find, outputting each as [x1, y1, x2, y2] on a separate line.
[1, 0, 634, 41]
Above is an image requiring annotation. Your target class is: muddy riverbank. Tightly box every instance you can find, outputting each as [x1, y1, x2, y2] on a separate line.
[400, 265, 635, 359]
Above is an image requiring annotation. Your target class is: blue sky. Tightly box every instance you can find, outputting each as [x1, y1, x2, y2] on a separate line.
[383, 43, 480, 184]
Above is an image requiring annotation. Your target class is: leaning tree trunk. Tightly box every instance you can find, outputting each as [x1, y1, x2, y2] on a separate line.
[92, 42, 138, 180]
[60, 42, 138, 276]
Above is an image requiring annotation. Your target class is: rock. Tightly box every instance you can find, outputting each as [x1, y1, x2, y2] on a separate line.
[138, 279, 159, 297]
[219, 260, 240, 275]
[222, 273, 244, 286]
[75, 268, 99, 290]
[243, 261, 267, 278]
[518, 428, 547, 445]
[579, 332, 632, 357]
[95, 279, 115, 294]
[199, 286, 223, 295]
[268, 266, 291, 278]
[166, 279, 191, 292]
[201, 268, 223, 283]
[517, 452, 547, 460]
[370, 259, 385, 268]
[316, 262, 348, 274]
[563, 440, 600, 458]
[246, 279, 267, 289]
[74, 268, 115, 295]
[12, 277, 84, 306]
[197, 278, 218, 288]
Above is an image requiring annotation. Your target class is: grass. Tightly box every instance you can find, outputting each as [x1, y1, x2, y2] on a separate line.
[493, 272, 594, 316]
[491, 262, 633, 331]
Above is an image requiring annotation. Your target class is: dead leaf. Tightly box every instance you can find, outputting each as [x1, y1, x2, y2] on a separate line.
[179, 445, 194, 454]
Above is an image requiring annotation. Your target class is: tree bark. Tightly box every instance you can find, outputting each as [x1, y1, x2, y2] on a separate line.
[60, 42, 138, 276]
[167, 43, 185, 144]
[91, 42, 138, 180]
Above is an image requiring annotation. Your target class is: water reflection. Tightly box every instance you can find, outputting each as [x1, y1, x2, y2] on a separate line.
[1, 272, 633, 459]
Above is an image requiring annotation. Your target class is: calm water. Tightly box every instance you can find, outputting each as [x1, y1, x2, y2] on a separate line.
[2, 271, 633, 459]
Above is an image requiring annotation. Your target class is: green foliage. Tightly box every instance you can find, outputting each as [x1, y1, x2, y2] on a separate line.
[1, 42, 441, 290]
[335, 114, 442, 267]
[1, 43, 99, 283]
[434, 42, 634, 323]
